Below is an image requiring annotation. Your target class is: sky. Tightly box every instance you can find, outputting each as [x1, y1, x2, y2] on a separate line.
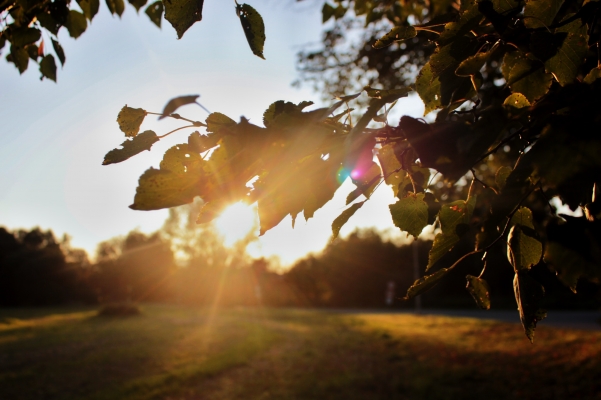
[0, 0, 425, 266]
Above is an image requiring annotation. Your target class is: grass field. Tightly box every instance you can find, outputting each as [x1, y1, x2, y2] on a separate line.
[1, 305, 600, 400]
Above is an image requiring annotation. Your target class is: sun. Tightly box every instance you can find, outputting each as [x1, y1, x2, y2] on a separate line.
[214, 202, 257, 246]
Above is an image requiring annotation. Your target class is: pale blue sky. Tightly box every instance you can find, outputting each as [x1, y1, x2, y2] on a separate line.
[0, 0, 424, 265]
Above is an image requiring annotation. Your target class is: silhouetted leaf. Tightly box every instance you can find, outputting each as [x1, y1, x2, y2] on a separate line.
[160, 95, 199, 119]
[206, 112, 237, 133]
[11, 28, 41, 47]
[345, 187, 363, 205]
[389, 193, 428, 238]
[466, 275, 491, 310]
[188, 131, 218, 153]
[145, 1, 164, 27]
[363, 86, 411, 102]
[404, 267, 452, 299]
[103, 130, 159, 165]
[332, 201, 365, 239]
[106, 0, 125, 16]
[129, 0, 147, 12]
[9, 45, 29, 73]
[65, 10, 87, 38]
[524, 0, 564, 29]
[455, 51, 489, 76]
[513, 271, 546, 342]
[39, 54, 56, 81]
[164, 0, 203, 39]
[322, 2, 335, 23]
[51, 39, 65, 66]
[77, 0, 100, 20]
[544, 20, 589, 86]
[373, 26, 416, 49]
[237, 2, 265, 59]
[117, 106, 147, 137]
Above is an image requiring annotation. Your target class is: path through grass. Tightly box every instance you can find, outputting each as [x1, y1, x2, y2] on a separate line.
[0, 306, 600, 399]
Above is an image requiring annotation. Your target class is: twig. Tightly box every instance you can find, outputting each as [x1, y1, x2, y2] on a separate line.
[158, 125, 197, 139]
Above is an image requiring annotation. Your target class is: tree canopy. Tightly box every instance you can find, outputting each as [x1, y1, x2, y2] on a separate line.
[5, 0, 601, 341]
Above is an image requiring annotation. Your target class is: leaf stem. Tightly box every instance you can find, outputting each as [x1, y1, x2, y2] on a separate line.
[158, 125, 197, 139]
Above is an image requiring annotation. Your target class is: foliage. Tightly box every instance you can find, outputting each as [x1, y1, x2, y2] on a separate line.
[100, 0, 601, 341]
[0, 0, 265, 80]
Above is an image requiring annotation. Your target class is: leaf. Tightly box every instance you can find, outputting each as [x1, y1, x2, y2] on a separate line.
[206, 112, 237, 133]
[332, 201, 365, 239]
[584, 67, 601, 84]
[10, 28, 41, 47]
[65, 10, 88, 38]
[103, 130, 160, 165]
[502, 93, 530, 116]
[524, 0, 564, 29]
[160, 95, 199, 119]
[503, 51, 553, 102]
[373, 26, 416, 49]
[345, 187, 363, 205]
[376, 142, 404, 197]
[51, 39, 66, 66]
[196, 201, 224, 224]
[322, 2, 335, 23]
[389, 193, 428, 238]
[363, 86, 411, 102]
[129, 0, 147, 12]
[188, 131, 218, 153]
[416, 63, 442, 114]
[117, 106, 147, 137]
[145, 1, 164, 27]
[544, 20, 589, 86]
[510, 206, 535, 229]
[39, 54, 57, 82]
[77, 0, 100, 20]
[106, 0, 125, 16]
[513, 271, 546, 343]
[466, 275, 491, 310]
[236, 3, 266, 59]
[164, 0, 204, 39]
[427, 197, 476, 270]
[455, 51, 489, 76]
[9, 45, 29, 74]
[495, 166, 512, 191]
[507, 225, 542, 271]
[404, 267, 452, 300]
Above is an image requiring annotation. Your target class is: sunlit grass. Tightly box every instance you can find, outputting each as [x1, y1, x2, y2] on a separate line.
[0, 306, 599, 400]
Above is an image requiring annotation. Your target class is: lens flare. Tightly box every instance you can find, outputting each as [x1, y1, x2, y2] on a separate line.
[215, 202, 257, 246]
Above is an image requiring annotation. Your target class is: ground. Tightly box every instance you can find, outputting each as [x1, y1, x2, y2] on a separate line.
[0, 305, 600, 399]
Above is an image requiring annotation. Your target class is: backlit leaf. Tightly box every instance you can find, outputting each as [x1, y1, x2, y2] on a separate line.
[416, 63, 442, 114]
[39, 54, 56, 81]
[332, 201, 365, 239]
[513, 271, 546, 342]
[544, 20, 589, 86]
[510, 207, 535, 229]
[466, 275, 491, 310]
[206, 112, 237, 133]
[363, 86, 411, 102]
[404, 267, 452, 299]
[502, 93, 530, 116]
[455, 51, 489, 76]
[389, 193, 428, 238]
[507, 225, 542, 271]
[237, 2, 265, 59]
[65, 10, 87, 38]
[117, 106, 147, 137]
[524, 0, 564, 29]
[103, 130, 159, 165]
[503, 51, 553, 102]
[373, 26, 416, 49]
[160, 95, 199, 119]
[495, 166, 512, 191]
[164, 0, 204, 39]
[145, 1, 164, 27]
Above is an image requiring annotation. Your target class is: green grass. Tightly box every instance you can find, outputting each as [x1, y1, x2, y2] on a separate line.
[0, 306, 600, 400]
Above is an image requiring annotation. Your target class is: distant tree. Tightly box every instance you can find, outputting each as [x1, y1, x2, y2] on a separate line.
[0, 227, 94, 306]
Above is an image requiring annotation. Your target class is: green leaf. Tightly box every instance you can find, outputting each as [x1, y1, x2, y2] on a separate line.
[51, 39, 66, 66]
[130, 144, 205, 210]
[164, 0, 204, 39]
[507, 225, 542, 271]
[188, 131, 218, 153]
[322, 2, 335, 23]
[455, 51, 489, 76]
[39, 54, 57, 82]
[10, 27, 41, 47]
[206, 112, 237, 133]
[129, 0, 148, 12]
[77, 0, 100, 20]
[524, 0, 564, 29]
[117, 106, 147, 137]
[106, 0, 125, 16]
[345, 187, 363, 205]
[373, 26, 416, 49]
[503, 51, 553, 102]
[584, 67, 601, 84]
[8, 45, 29, 74]
[513, 271, 546, 343]
[376, 143, 404, 197]
[495, 166, 512, 191]
[544, 20, 589, 86]
[331, 201, 365, 239]
[416, 63, 442, 114]
[160, 94, 199, 119]
[510, 206, 535, 229]
[466, 275, 491, 310]
[363, 86, 411, 102]
[103, 130, 160, 165]
[236, 3, 266, 59]
[404, 267, 452, 300]
[389, 193, 428, 238]
[36, 13, 61, 35]
[65, 10, 88, 38]
[502, 93, 530, 115]
[145, 1, 164, 27]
